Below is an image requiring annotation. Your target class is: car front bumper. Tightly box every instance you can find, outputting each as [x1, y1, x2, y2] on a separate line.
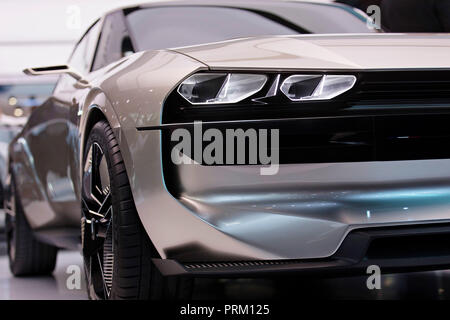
[120, 128, 450, 264]
[153, 223, 450, 277]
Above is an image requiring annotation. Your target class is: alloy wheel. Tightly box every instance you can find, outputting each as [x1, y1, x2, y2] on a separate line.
[81, 142, 114, 299]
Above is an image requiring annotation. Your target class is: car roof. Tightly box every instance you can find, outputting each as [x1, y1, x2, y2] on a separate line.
[104, 0, 343, 16]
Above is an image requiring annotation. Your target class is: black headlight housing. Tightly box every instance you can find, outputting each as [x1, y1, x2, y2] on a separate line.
[163, 71, 358, 123]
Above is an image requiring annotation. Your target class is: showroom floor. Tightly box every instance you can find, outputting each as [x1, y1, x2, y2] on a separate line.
[1, 205, 450, 300]
[1, 210, 450, 300]
[0, 251, 87, 300]
[1, 247, 450, 299]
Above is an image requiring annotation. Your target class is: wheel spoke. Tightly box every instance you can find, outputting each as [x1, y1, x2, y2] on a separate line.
[91, 193, 102, 207]
[91, 143, 99, 186]
[96, 207, 112, 239]
[103, 206, 112, 220]
[88, 209, 104, 218]
[98, 192, 111, 216]
[90, 143, 105, 203]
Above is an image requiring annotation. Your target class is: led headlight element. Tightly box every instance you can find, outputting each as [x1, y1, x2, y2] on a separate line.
[178, 73, 267, 105]
[281, 74, 356, 101]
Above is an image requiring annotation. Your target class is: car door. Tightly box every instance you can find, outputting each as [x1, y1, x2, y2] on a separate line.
[11, 20, 101, 248]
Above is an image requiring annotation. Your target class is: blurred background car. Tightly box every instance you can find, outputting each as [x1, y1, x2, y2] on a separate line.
[0, 76, 56, 253]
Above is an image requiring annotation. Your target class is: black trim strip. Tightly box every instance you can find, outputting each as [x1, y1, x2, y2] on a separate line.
[137, 110, 450, 131]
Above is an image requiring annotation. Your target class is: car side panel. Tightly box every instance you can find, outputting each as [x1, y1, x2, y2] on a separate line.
[9, 97, 80, 247]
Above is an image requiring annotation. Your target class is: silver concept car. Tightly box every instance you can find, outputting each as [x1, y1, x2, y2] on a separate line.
[5, 0, 450, 300]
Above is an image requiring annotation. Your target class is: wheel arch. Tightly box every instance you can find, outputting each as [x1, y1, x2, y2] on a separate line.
[81, 107, 163, 261]
[80, 92, 161, 245]
[82, 106, 108, 155]
[79, 90, 123, 181]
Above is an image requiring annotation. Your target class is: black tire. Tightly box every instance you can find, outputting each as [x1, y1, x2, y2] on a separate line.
[5, 177, 58, 276]
[82, 120, 193, 300]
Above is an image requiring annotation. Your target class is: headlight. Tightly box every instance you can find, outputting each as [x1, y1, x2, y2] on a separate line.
[280, 74, 356, 101]
[178, 73, 267, 105]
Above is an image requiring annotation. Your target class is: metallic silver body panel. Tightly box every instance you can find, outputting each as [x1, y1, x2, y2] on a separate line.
[175, 34, 450, 70]
[175, 159, 450, 259]
[120, 127, 450, 261]
[9, 100, 80, 231]
[8, 33, 450, 261]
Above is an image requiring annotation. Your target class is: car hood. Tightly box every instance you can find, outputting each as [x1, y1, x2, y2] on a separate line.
[173, 34, 450, 70]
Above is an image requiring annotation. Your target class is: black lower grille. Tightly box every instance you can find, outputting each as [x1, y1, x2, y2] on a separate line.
[184, 260, 304, 270]
[375, 113, 450, 161]
[161, 112, 450, 165]
[350, 70, 450, 105]
[366, 233, 450, 260]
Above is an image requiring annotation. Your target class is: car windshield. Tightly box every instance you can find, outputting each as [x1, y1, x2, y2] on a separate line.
[126, 3, 375, 51]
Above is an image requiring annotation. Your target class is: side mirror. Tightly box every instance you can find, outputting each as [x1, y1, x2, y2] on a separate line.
[23, 65, 85, 82]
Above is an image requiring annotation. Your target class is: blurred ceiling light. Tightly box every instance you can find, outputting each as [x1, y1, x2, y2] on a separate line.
[8, 96, 17, 106]
[14, 108, 24, 117]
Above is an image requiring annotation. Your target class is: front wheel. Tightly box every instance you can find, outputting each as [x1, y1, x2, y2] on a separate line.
[81, 120, 192, 300]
